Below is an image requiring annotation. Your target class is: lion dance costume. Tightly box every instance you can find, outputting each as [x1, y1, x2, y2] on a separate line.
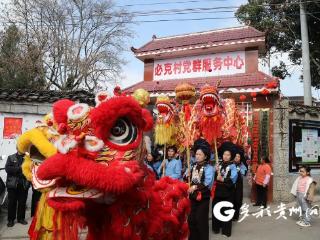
[17, 113, 60, 240]
[25, 90, 190, 240]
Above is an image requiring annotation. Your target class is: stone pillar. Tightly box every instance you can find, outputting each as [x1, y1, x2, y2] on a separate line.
[272, 99, 291, 202]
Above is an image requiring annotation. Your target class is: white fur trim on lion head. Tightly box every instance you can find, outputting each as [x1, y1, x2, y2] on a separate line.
[84, 136, 104, 152]
[67, 103, 90, 121]
[55, 135, 78, 154]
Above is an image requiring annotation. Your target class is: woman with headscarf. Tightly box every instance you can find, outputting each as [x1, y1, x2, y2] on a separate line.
[187, 138, 214, 240]
[211, 142, 238, 237]
[232, 146, 247, 221]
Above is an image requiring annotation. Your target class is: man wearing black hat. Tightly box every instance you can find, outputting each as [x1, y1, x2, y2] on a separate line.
[187, 138, 214, 240]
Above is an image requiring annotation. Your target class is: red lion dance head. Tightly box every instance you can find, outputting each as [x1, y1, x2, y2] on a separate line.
[36, 93, 190, 240]
[198, 84, 224, 144]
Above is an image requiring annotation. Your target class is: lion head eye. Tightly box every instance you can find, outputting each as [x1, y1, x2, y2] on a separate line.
[108, 118, 137, 146]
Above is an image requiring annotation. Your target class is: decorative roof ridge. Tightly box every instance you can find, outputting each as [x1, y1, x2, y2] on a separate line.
[152, 26, 263, 41]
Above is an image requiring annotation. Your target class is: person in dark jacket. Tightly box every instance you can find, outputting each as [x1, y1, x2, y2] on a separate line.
[31, 187, 41, 217]
[187, 138, 214, 240]
[212, 142, 238, 237]
[5, 151, 30, 227]
[232, 147, 247, 221]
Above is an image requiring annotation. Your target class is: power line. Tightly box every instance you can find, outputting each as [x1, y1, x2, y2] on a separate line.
[128, 1, 320, 14]
[0, 16, 237, 26]
[0, 1, 319, 26]
[132, 16, 236, 22]
[117, 0, 320, 9]
[115, 0, 229, 8]
[132, 10, 235, 17]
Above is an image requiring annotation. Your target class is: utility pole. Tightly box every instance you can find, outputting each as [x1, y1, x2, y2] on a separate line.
[300, 0, 312, 106]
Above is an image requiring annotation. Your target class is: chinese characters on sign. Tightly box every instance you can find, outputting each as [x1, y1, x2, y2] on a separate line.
[153, 51, 245, 80]
[3, 117, 23, 139]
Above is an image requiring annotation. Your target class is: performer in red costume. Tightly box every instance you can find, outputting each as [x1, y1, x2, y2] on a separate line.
[35, 89, 190, 240]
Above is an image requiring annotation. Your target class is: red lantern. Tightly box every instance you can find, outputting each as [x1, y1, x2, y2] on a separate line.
[250, 92, 257, 97]
[261, 89, 270, 95]
[266, 81, 278, 89]
[239, 94, 247, 101]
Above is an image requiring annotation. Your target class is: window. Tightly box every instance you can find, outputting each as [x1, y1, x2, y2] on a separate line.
[289, 119, 320, 172]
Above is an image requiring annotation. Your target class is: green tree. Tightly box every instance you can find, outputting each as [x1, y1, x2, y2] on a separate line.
[236, 0, 320, 87]
[0, 24, 45, 89]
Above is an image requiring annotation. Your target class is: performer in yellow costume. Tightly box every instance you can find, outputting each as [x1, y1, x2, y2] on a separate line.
[17, 113, 59, 240]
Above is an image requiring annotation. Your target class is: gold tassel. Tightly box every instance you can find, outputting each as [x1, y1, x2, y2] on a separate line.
[154, 123, 176, 145]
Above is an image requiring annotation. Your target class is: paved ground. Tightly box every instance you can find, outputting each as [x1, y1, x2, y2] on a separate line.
[210, 201, 320, 240]
[0, 183, 319, 240]
[0, 198, 319, 240]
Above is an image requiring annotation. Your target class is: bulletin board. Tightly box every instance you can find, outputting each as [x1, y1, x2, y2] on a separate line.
[289, 119, 320, 172]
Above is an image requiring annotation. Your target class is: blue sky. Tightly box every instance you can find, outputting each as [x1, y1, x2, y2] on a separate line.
[116, 0, 316, 98]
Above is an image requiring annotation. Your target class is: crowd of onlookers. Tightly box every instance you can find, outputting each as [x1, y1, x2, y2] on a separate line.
[1, 138, 317, 239]
[144, 138, 317, 239]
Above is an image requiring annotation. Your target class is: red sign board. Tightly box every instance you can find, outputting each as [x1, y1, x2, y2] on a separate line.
[153, 51, 245, 80]
[3, 117, 23, 139]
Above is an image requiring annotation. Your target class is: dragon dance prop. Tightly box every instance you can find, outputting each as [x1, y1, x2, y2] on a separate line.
[172, 82, 250, 172]
[28, 88, 190, 240]
[154, 95, 176, 146]
[193, 84, 224, 164]
[154, 94, 177, 176]
[175, 83, 197, 185]
[222, 98, 249, 146]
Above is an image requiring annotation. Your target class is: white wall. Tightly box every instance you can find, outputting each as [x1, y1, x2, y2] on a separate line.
[0, 113, 43, 181]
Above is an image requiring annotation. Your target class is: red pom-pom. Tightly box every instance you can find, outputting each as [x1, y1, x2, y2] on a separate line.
[98, 94, 107, 101]
[113, 86, 122, 96]
[58, 123, 67, 134]
[47, 120, 53, 126]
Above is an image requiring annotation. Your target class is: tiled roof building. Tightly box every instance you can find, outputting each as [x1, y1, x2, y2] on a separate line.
[126, 26, 277, 96]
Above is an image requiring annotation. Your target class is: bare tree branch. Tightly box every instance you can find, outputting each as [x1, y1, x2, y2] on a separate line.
[1, 0, 133, 90]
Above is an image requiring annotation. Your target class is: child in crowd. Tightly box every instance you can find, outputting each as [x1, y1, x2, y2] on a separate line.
[290, 165, 317, 227]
